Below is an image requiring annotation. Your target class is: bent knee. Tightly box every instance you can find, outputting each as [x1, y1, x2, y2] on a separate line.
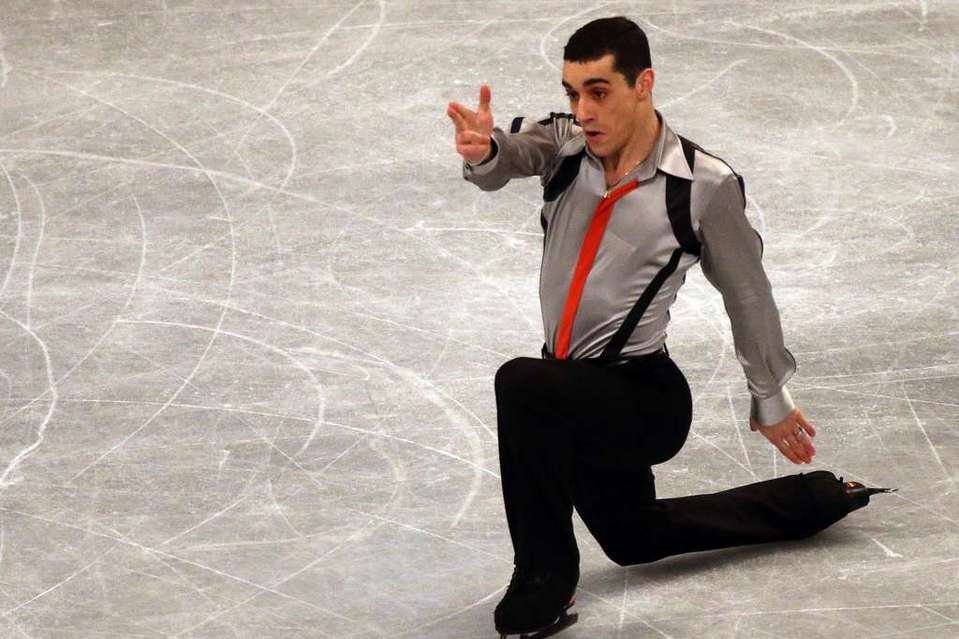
[494, 357, 541, 397]
[592, 529, 662, 567]
[602, 543, 660, 567]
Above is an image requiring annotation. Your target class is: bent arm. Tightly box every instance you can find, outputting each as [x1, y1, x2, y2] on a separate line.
[463, 115, 575, 191]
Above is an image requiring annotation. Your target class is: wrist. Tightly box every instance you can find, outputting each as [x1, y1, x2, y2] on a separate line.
[465, 136, 496, 166]
[750, 386, 796, 429]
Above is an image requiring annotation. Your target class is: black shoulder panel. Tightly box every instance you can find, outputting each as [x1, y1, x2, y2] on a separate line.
[681, 135, 747, 208]
[666, 136, 700, 257]
[537, 112, 577, 126]
[543, 150, 585, 202]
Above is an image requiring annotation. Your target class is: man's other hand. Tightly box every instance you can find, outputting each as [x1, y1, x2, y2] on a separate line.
[751, 408, 817, 464]
[447, 84, 494, 165]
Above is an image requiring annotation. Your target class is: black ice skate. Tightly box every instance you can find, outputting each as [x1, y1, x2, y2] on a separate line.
[841, 476, 898, 512]
[495, 564, 579, 638]
[803, 470, 897, 514]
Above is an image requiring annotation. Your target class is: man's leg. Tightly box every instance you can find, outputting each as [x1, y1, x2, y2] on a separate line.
[494, 357, 579, 571]
[574, 463, 852, 566]
[493, 352, 691, 571]
[568, 356, 853, 566]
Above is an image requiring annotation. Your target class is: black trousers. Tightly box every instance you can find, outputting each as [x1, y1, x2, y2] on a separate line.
[494, 350, 852, 570]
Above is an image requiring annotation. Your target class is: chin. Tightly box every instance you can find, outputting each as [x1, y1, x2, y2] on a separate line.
[586, 139, 608, 157]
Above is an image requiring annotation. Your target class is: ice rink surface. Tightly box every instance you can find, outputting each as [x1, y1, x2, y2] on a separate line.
[0, 1, 956, 637]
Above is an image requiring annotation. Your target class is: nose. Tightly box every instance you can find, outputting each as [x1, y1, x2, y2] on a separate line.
[574, 101, 592, 125]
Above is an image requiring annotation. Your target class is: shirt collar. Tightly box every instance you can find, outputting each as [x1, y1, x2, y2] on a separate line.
[580, 109, 694, 182]
[655, 111, 695, 180]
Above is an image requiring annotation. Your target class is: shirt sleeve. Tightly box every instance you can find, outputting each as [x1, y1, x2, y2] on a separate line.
[462, 114, 577, 191]
[698, 173, 798, 429]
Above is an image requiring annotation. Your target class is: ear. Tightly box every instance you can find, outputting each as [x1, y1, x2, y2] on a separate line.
[636, 68, 655, 98]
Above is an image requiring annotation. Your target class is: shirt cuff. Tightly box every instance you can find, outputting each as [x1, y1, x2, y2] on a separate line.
[463, 136, 500, 176]
[750, 386, 796, 429]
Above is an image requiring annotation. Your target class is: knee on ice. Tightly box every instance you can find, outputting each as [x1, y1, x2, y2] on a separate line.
[601, 541, 662, 567]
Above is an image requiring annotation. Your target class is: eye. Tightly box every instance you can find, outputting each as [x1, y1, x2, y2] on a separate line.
[593, 91, 607, 100]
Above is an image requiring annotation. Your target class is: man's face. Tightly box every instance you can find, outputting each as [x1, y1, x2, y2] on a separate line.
[561, 53, 649, 158]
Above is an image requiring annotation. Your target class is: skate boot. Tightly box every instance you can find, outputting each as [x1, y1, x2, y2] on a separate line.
[804, 470, 897, 514]
[494, 563, 579, 638]
[840, 475, 898, 512]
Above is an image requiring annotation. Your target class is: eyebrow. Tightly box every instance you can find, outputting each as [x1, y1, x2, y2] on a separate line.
[561, 78, 611, 90]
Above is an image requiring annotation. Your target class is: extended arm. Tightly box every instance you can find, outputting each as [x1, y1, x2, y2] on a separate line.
[461, 119, 564, 191]
[699, 174, 796, 425]
[447, 85, 571, 191]
[699, 173, 816, 463]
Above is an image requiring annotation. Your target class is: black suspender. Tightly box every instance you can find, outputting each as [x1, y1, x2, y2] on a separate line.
[597, 247, 685, 360]
[598, 136, 701, 360]
[666, 136, 701, 257]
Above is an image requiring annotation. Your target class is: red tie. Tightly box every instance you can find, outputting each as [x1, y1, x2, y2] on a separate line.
[554, 179, 639, 360]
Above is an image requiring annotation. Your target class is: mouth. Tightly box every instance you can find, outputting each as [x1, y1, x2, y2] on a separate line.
[585, 131, 603, 142]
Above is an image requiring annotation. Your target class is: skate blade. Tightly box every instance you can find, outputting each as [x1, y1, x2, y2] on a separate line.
[499, 601, 578, 639]
[526, 611, 578, 638]
[500, 612, 578, 639]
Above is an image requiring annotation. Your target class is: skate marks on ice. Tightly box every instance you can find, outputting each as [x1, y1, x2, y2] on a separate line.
[0, 1, 955, 638]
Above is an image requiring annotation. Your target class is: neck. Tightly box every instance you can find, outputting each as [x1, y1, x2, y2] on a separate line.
[602, 109, 660, 176]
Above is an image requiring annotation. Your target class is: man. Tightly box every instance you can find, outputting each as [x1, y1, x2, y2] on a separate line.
[447, 17, 895, 638]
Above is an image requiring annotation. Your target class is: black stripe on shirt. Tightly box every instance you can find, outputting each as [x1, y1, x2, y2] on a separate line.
[678, 135, 747, 208]
[537, 112, 577, 126]
[600, 248, 686, 360]
[668, 136, 700, 257]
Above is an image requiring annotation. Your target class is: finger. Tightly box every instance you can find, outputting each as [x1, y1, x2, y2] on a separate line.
[780, 440, 801, 464]
[457, 130, 490, 146]
[449, 101, 477, 121]
[789, 433, 813, 463]
[478, 84, 491, 112]
[795, 422, 816, 459]
[800, 413, 816, 438]
[777, 441, 802, 464]
[447, 104, 467, 128]
[447, 106, 467, 133]
[787, 444, 806, 465]
[782, 432, 808, 462]
[783, 432, 806, 462]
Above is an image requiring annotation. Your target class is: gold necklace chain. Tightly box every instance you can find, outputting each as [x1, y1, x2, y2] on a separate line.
[604, 156, 645, 198]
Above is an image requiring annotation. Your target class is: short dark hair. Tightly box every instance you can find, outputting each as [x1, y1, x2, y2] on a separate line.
[563, 16, 651, 87]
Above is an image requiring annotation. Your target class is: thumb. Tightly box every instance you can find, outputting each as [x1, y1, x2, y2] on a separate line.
[478, 84, 491, 112]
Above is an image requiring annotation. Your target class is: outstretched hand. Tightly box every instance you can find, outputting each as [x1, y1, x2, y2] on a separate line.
[447, 84, 495, 164]
[751, 408, 817, 464]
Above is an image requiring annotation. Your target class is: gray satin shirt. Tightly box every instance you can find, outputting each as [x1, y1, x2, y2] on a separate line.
[462, 109, 797, 427]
